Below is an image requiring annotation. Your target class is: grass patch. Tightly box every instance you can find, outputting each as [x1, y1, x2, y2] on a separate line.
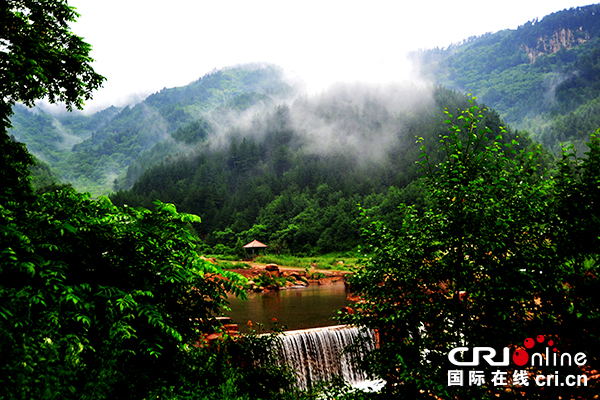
[307, 272, 328, 280]
[253, 253, 356, 271]
[203, 252, 358, 271]
[211, 260, 250, 269]
[205, 254, 240, 261]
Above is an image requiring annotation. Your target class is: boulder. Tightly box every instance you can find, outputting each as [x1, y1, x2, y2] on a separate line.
[265, 264, 280, 277]
[265, 263, 279, 271]
[205, 333, 222, 343]
[223, 324, 239, 333]
[290, 272, 303, 280]
[347, 293, 361, 302]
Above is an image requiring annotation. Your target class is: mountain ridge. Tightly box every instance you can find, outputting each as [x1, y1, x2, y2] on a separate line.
[9, 64, 297, 195]
[413, 3, 600, 153]
[10, 4, 600, 196]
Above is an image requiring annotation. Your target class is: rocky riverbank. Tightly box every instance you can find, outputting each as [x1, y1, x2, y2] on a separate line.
[226, 261, 352, 293]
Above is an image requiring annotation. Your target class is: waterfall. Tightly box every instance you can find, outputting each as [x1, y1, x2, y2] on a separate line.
[277, 325, 376, 390]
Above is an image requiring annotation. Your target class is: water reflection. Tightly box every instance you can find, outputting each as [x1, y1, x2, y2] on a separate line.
[224, 281, 352, 332]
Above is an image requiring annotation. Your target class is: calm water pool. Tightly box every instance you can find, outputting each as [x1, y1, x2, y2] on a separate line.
[223, 281, 352, 332]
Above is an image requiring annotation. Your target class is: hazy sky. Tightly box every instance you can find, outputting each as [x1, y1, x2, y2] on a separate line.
[67, 0, 597, 111]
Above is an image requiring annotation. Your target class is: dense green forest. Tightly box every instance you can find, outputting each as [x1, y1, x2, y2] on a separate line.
[109, 85, 546, 255]
[8, 3, 600, 256]
[13, 78, 553, 256]
[414, 3, 600, 154]
[11, 4, 600, 198]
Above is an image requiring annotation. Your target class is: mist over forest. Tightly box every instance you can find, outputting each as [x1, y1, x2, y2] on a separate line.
[9, 3, 600, 255]
[99, 83, 539, 255]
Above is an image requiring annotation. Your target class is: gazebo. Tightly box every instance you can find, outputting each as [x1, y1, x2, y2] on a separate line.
[243, 240, 267, 260]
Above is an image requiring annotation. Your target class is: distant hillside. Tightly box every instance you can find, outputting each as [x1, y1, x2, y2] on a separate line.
[110, 85, 547, 255]
[8, 64, 297, 195]
[413, 3, 600, 153]
[12, 5, 600, 196]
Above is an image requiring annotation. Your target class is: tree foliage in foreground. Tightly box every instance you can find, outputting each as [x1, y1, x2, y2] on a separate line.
[0, 176, 251, 398]
[1, 117, 298, 400]
[342, 97, 599, 399]
[0, 0, 105, 127]
[0, 2, 300, 398]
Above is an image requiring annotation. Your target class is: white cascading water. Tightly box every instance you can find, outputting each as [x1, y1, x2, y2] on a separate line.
[277, 325, 376, 390]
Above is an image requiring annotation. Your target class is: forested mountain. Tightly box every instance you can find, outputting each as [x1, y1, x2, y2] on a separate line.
[9, 4, 600, 255]
[413, 3, 600, 154]
[8, 64, 297, 195]
[110, 85, 545, 255]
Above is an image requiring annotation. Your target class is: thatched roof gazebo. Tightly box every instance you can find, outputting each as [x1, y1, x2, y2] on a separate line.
[243, 240, 267, 260]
